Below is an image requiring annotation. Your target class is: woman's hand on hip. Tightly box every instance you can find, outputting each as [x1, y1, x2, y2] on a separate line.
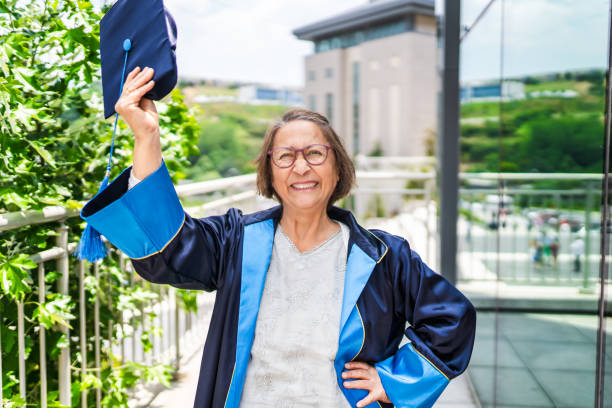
[114, 66, 159, 140]
[342, 361, 391, 407]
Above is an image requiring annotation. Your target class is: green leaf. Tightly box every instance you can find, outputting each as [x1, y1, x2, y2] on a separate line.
[25, 140, 57, 168]
[33, 294, 75, 329]
[0, 254, 35, 300]
[80, 373, 102, 390]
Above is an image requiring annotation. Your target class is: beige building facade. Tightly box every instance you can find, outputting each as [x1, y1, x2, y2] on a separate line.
[294, 0, 437, 157]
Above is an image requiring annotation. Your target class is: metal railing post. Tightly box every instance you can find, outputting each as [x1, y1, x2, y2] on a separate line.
[129, 257, 136, 362]
[56, 223, 71, 406]
[17, 300, 26, 401]
[39, 263, 47, 408]
[174, 288, 180, 371]
[425, 180, 432, 265]
[119, 254, 126, 363]
[79, 260, 87, 408]
[583, 182, 593, 290]
[94, 263, 101, 408]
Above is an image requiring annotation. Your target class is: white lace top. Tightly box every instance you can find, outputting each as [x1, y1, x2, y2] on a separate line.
[240, 222, 352, 407]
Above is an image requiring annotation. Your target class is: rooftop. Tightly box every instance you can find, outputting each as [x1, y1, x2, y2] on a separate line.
[292, 0, 435, 41]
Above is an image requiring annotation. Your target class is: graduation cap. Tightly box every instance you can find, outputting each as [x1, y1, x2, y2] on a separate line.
[75, 0, 178, 262]
[101, 0, 178, 118]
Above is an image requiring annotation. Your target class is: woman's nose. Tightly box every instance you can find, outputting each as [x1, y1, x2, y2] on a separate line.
[292, 154, 310, 174]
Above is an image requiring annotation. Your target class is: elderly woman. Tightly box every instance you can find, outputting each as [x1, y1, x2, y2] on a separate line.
[82, 67, 476, 408]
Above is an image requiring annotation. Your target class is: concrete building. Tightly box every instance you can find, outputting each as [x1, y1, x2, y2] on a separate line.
[293, 0, 437, 157]
[460, 81, 526, 103]
[237, 85, 303, 106]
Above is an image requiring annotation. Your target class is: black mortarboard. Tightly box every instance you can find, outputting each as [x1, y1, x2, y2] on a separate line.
[75, 0, 178, 262]
[100, 0, 178, 118]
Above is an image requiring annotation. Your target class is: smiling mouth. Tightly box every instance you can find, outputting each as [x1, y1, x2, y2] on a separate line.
[291, 182, 318, 190]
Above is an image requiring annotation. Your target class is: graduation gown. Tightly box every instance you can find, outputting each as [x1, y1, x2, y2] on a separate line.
[81, 161, 477, 408]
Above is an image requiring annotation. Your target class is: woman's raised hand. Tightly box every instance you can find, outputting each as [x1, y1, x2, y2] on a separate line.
[115, 66, 162, 180]
[114, 66, 159, 140]
[342, 361, 391, 407]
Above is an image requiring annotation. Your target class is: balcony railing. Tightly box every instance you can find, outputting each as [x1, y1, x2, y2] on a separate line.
[1, 163, 607, 406]
[0, 168, 437, 407]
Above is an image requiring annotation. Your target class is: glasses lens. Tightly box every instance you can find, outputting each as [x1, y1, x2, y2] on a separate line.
[273, 148, 295, 167]
[304, 145, 327, 165]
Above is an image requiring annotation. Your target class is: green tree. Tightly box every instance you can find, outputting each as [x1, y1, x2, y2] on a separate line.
[515, 115, 603, 173]
[0, 1, 199, 406]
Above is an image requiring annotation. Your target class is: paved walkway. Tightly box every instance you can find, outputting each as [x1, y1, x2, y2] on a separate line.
[468, 311, 612, 408]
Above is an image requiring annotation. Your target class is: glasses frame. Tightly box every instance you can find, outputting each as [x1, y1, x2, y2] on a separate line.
[267, 144, 333, 168]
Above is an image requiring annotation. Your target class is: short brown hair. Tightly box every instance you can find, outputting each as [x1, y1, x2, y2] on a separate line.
[256, 108, 355, 207]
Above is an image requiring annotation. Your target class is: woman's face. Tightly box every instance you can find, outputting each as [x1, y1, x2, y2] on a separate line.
[271, 120, 338, 216]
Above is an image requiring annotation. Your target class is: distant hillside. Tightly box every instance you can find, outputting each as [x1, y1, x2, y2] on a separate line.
[178, 92, 288, 181]
[460, 69, 606, 173]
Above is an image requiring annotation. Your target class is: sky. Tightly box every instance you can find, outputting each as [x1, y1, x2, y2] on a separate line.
[459, 0, 610, 82]
[160, 0, 610, 87]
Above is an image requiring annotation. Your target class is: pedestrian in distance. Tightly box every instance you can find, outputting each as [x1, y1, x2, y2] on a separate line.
[571, 237, 585, 274]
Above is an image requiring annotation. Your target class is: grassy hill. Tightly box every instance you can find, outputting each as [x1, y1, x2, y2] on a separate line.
[179, 84, 289, 181]
[460, 70, 606, 173]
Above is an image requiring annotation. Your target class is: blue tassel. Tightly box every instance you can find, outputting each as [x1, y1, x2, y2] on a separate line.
[74, 171, 111, 262]
[75, 44, 131, 263]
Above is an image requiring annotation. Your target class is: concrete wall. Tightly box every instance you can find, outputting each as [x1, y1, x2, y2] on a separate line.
[303, 15, 437, 158]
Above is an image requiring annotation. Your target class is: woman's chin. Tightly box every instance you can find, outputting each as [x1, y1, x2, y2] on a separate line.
[284, 197, 326, 213]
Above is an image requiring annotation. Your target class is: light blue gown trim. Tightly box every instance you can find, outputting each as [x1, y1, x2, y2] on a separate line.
[340, 244, 377, 331]
[335, 244, 379, 407]
[82, 161, 184, 259]
[374, 343, 449, 408]
[226, 219, 274, 408]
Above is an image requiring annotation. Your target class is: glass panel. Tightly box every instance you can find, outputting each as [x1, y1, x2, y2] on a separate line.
[458, 0, 610, 406]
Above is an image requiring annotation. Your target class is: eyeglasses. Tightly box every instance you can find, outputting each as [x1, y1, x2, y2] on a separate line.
[268, 144, 332, 168]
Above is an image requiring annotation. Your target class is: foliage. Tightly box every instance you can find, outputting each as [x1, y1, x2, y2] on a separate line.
[0, 0, 200, 406]
[184, 101, 288, 180]
[460, 76, 606, 173]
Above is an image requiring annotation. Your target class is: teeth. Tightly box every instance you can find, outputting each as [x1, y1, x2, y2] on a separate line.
[292, 182, 317, 189]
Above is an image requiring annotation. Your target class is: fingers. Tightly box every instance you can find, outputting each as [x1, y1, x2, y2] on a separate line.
[342, 368, 369, 379]
[356, 392, 378, 408]
[115, 67, 156, 115]
[343, 379, 370, 389]
[345, 361, 371, 370]
[133, 79, 155, 99]
[342, 361, 390, 406]
[122, 66, 155, 97]
[125, 66, 140, 83]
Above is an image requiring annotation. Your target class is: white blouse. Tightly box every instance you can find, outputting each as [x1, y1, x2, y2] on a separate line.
[240, 222, 351, 407]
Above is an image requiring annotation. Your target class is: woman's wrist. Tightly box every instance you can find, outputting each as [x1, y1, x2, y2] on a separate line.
[134, 127, 160, 142]
[133, 128, 162, 180]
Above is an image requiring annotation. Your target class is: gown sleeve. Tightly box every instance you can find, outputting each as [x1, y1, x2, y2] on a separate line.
[80, 160, 242, 292]
[374, 240, 476, 408]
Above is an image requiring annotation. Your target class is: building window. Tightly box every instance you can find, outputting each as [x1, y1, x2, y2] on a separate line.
[314, 18, 413, 53]
[352, 62, 360, 155]
[309, 95, 316, 111]
[308, 70, 316, 81]
[325, 93, 333, 124]
[325, 67, 333, 78]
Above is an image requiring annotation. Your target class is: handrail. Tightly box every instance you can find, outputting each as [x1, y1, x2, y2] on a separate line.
[460, 172, 603, 180]
[0, 170, 435, 232]
[1, 171, 603, 233]
[0, 206, 80, 232]
[175, 173, 256, 196]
